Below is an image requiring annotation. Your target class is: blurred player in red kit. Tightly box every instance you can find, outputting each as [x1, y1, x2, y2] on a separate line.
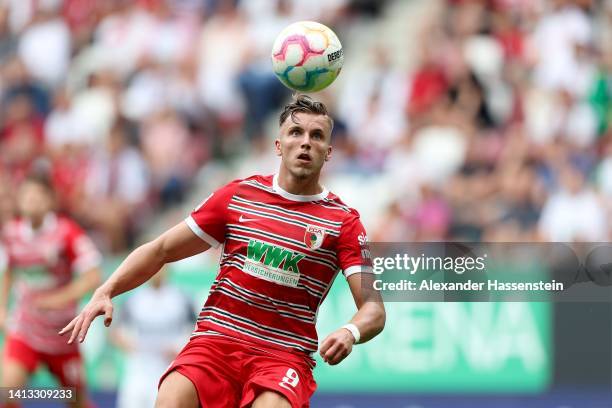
[61, 96, 386, 408]
[0, 173, 102, 408]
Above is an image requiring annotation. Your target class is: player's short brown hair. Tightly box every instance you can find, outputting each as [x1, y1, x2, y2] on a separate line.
[279, 95, 334, 131]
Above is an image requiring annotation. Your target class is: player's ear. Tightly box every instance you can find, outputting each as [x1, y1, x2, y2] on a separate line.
[275, 139, 282, 157]
[325, 145, 332, 161]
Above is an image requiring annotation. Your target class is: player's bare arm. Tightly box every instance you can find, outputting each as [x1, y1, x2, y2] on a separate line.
[319, 272, 385, 365]
[34, 267, 101, 310]
[0, 266, 12, 331]
[59, 222, 210, 344]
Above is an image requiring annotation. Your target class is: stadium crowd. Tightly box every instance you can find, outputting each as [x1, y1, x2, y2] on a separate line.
[0, 0, 611, 255]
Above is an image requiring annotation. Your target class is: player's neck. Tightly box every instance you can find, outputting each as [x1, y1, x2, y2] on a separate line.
[29, 217, 44, 230]
[26, 212, 54, 231]
[276, 170, 322, 196]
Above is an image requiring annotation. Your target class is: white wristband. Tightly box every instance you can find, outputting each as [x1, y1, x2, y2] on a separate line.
[341, 323, 360, 344]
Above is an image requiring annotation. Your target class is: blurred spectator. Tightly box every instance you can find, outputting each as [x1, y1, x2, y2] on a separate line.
[0, 95, 44, 184]
[491, 162, 542, 239]
[44, 88, 86, 149]
[339, 46, 408, 154]
[196, 0, 248, 124]
[70, 70, 118, 146]
[410, 184, 451, 241]
[539, 162, 608, 241]
[407, 45, 448, 119]
[76, 122, 150, 253]
[17, 2, 71, 87]
[121, 62, 167, 121]
[94, 2, 157, 76]
[530, 0, 594, 97]
[0, 3, 16, 59]
[146, 0, 200, 66]
[140, 109, 191, 207]
[371, 200, 411, 242]
[2, 57, 50, 117]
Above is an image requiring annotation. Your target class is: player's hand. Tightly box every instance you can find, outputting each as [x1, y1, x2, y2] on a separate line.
[319, 327, 356, 365]
[58, 289, 114, 344]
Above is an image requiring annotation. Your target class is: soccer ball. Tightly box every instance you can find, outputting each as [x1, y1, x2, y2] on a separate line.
[271, 21, 344, 93]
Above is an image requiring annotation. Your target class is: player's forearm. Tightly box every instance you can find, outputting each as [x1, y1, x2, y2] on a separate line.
[348, 301, 386, 344]
[96, 223, 210, 299]
[97, 241, 166, 299]
[0, 268, 12, 312]
[52, 268, 102, 304]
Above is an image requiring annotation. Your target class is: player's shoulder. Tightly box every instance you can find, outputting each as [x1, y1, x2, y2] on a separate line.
[3, 217, 21, 231]
[318, 190, 360, 218]
[238, 174, 274, 188]
[1, 218, 21, 238]
[215, 174, 272, 191]
[55, 214, 83, 231]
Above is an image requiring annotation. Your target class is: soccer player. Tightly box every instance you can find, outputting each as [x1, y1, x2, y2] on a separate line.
[0, 173, 102, 408]
[60, 95, 386, 407]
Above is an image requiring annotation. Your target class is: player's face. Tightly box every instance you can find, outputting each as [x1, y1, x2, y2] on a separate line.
[276, 112, 332, 179]
[17, 182, 54, 221]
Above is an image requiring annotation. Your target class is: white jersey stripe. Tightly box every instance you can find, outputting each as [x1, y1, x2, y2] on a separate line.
[321, 197, 350, 212]
[232, 196, 342, 228]
[194, 317, 313, 353]
[228, 223, 337, 260]
[300, 274, 327, 290]
[215, 277, 316, 317]
[228, 203, 340, 237]
[218, 277, 313, 312]
[199, 306, 318, 347]
[185, 216, 221, 248]
[213, 287, 314, 323]
[242, 180, 276, 194]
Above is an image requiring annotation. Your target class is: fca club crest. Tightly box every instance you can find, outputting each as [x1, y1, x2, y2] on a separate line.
[304, 225, 326, 250]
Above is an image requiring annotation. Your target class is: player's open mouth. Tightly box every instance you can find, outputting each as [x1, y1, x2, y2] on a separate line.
[297, 153, 312, 163]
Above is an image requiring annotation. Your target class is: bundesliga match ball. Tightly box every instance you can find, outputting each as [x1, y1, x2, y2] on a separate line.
[271, 21, 344, 93]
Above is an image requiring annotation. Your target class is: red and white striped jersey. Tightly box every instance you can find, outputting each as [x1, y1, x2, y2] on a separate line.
[186, 174, 373, 360]
[1, 213, 101, 354]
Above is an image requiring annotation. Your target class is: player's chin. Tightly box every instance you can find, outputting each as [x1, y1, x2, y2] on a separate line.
[290, 164, 315, 178]
[293, 161, 324, 174]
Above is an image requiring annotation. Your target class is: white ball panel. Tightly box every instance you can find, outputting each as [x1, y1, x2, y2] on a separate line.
[306, 31, 327, 53]
[302, 54, 326, 71]
[284, 44, 304, 66]
[287, 67, 307, 86]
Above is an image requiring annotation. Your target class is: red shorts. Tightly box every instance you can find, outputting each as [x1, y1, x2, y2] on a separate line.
[159, 334, 317, 408]
[3, 335, 85, 388]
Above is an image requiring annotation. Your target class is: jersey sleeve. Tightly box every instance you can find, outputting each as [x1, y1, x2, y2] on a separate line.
[65, 220, 102, 275]
[337, 211, 373, 278]
[185, 180, 241, 248]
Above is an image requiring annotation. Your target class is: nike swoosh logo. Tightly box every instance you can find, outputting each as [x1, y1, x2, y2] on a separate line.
[239, 215, 259, 222]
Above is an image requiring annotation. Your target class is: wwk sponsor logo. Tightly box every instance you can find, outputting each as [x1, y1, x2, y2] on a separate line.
[243, 239, 305, 287]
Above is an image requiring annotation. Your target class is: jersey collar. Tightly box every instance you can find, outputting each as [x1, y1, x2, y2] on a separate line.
[272, 174, 329, 202]
[22, 213, 58, 239]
